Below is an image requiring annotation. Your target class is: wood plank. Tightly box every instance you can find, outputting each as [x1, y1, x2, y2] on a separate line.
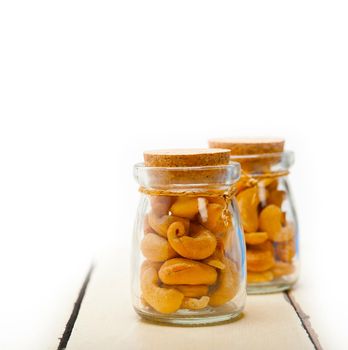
[66, 252, 315, 350]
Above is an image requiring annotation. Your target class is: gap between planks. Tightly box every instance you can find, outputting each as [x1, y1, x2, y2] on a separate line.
[58, 266, 323, 350]
[57, 265, 94, 350]
[284, 290, 323, 350]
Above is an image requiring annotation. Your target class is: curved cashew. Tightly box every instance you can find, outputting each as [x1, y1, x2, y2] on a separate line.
[170, 197, 206, 219]
[247, 271, 274, 283]
[167, 222, 217, 260]
[245, 232, 269, 245]
[246, 249, 275, 272]
[200, 203, 230, 234]
[209, 258, 239, 306]
[171, 285, 209, 298]
[141, 233, 177, 262]
[140, 263, 184, 314]
[148, 212, 190, 237]
[150, 195, 173, 216]
[237, 187, 260, 233]
[158, 258, 217, 285]
[181, 296, 210, 310]
[259, 205, 282, 241]
[143, 214, 153, 234]
[271, 261, 295, 278]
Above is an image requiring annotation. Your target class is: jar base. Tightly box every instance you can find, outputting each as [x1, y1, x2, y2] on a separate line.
[134, 306, 243, 326]
[247, 279, 296, 295]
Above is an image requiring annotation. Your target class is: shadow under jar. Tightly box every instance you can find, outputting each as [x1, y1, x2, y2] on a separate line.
[209, 139, 299, 294]
[132, 149, 246, 325]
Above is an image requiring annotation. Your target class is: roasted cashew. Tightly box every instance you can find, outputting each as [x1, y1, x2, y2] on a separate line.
[171, 285, 209, 297]
[167, 222, 217, 260]
[259, 204, 282, 241]
[150, 195, 173, 216]
[209, 258, 239, 307]
[271, 261, 295, 278]
[181, 296, 210, 310]
[170, 197, 207, 219]
[140, 263, 184, 314]
[246, 249, 275, 272]
[237, 187, 260, 233]
[199, 203, 230, 234]
[244, 232, 269, 245]
[141, 233, 177, 262]
[247, 271, 274, 283]
[158, 258, 217, 285]
[148, 212, 190, 237]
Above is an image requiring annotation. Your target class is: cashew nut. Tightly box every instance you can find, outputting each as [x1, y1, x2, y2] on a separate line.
[267, 190, 286, 207]
[199, 202, 230, 234]
[209, 258, 239, 307]
[140, 263, 184, 314]
[259, 204, 282, 241]
[244, 232, 269, 245]
[247, 271, 274, 283]
[141, 233, 177, 262]
[181, 296, 210, 310]
[171, 285, 209, 298]
[271, 261, 295, 278]
[246, 248, 275, 272]
[170, 197, 206, 219]
[158, 258, 217, 285]
[150, 195, 173, 216]
[167, 222, 217, 260]
[237, 187, 260, 233]
[148, 212, 190, 237]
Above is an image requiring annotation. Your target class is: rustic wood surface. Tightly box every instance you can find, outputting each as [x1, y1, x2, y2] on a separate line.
[62, 252, 318, 350]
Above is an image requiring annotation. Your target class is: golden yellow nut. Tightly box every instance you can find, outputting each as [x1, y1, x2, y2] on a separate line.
[170, 197, 205, 219]
[209, 258, 239, 307]
[170, 285, 209, 298]
[181, 296, 210, 310]
[271, 223, 295, 243]
[143, 214, 153, 234]
[158, 258, 218, 285]
[259, 204, 282, 241]
[247, 270, 274, 283]
[150, 195, 173, 216]
[271, 261, 295, 278]
[148, 212, 190, 238]
[167, 222, 217, 260]
[200, 203, 230, 234]
[237, 187, 260, 233]
[140, 233, 177, 262]
[246, 249, 275, 272]
[244, 232, 269, 245]
[140, 263, 184, 314]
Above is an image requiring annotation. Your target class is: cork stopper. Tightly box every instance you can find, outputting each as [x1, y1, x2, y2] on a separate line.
[208, 138, 285, 156]
[144, 148, 231, 167]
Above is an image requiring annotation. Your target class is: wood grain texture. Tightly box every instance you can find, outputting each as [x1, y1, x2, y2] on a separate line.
[66, 252, 315, 350]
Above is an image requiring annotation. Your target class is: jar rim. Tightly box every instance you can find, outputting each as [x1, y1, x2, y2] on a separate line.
[229, 150, 294, 171]
[134, 162, 241, 190]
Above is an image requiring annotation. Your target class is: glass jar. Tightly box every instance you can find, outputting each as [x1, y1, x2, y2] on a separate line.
[131, 149, 246, 325]
[209, 139, 299, 294]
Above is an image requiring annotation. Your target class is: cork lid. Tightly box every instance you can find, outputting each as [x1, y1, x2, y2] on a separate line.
[208, 138, 285, 156]
[143, 148, 231, 167]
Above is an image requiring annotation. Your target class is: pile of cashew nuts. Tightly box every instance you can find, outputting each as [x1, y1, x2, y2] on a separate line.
[237, 178, 296, 284]
[140, 195, 240, 314]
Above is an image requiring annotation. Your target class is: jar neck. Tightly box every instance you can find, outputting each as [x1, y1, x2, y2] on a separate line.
[229, 150, 294, 175]
[134, 163, 240, 192]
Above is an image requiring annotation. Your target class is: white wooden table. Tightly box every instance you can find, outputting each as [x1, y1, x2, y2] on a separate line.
[55, 251, 323, 350]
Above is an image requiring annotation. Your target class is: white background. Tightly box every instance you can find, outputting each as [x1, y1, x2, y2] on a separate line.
[1, 1, 347, 349]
